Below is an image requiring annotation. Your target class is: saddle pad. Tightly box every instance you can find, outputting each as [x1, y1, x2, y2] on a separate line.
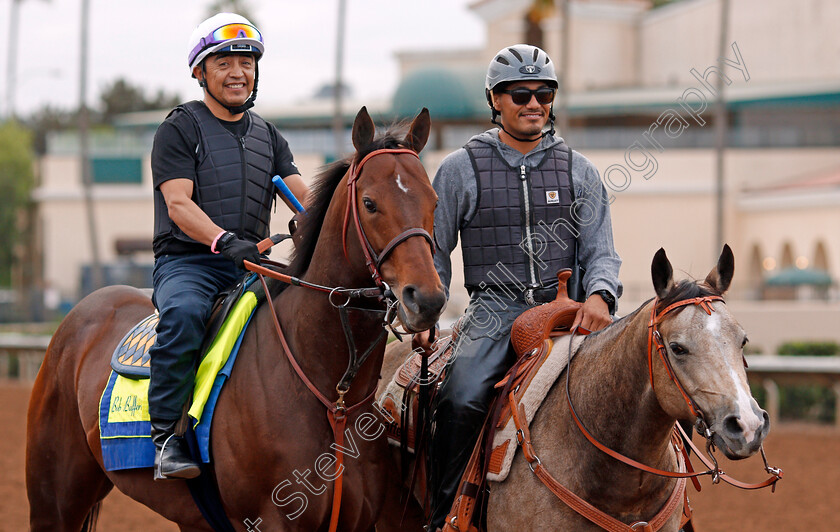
[380, 377, 416, 452]
[487, 333, 586, 482]
[381, 332, 457, 451]
[395, 334, 455, 392]
[99, 291, 259, 471]
[111, 313, 158, 378]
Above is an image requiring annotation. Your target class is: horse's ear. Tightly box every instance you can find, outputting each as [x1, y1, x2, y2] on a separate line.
[705, 243, 734, 294]
[403, 107, 431, 154]
[352, 106, 376, 152]
[651, 248, 674, 299]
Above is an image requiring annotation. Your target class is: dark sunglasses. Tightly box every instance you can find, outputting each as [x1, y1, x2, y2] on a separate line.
[500, 87, 556, 105]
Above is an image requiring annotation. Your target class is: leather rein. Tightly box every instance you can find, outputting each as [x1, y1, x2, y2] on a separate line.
[511, 296, 783, 532]
[243, 147, 434, 532]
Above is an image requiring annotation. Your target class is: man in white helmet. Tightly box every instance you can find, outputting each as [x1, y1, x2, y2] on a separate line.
[418, 44, 622, 529]
[147, 13, 308, 480]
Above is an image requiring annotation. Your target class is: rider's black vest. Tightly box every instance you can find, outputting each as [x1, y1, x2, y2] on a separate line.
[461, 139, 576, 289]
[154, 101, 275, 251]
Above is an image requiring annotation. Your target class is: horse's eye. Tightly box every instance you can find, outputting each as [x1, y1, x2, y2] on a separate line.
[363, 197, 377, 213]
[669, 342, 687, 355]
[741, 337, 749, 349]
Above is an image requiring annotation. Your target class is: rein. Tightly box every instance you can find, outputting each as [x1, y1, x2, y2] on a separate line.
[241, 147, 432, 532]
[510, 295, 783, 532]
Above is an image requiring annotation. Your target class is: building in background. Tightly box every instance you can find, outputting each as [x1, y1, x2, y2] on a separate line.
[28, 0, 840, 351]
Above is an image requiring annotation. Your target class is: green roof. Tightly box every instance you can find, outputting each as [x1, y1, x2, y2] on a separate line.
[765, 267, 833, 286]
[391, 67, 487, 120]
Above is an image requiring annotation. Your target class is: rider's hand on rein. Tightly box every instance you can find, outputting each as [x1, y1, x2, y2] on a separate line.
[218, 231, 261, 269]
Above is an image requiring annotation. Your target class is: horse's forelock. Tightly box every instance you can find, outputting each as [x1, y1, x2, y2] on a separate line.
[655, 278, 722, 314]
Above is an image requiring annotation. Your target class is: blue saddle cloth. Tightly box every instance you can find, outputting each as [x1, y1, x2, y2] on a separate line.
[99, 287, 259, 471]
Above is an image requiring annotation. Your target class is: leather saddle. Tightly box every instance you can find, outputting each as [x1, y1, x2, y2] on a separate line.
[493, 269, 582, 428]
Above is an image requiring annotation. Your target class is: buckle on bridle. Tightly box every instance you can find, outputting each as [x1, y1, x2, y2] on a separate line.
[630, 521, 650, 530]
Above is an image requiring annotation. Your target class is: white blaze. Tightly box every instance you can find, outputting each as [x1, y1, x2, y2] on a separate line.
[396, 174, 410, 194]
[705, 312, 721, 334]
[728, 366, 763, 444]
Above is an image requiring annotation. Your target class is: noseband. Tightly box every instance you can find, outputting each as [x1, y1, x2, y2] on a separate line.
[342, 148, 435, 292]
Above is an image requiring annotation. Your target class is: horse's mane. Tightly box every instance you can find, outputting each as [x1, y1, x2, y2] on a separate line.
[654, 278, 722, 314]
[283, 128, 410, 279]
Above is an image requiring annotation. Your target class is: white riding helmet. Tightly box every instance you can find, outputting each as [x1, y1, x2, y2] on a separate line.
[187, 13, 264, 76]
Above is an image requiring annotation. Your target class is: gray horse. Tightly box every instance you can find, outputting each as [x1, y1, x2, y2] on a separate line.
[377, 245, 770, 531]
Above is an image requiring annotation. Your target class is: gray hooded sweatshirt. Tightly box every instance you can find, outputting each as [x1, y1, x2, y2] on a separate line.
[432, 129, 623, 307]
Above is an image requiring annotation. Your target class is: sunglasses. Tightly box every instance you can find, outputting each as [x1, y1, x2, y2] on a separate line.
[500, 87, 556, 105]
[189, 23, 263, 65]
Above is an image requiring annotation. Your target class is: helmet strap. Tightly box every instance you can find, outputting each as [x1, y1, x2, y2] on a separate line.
[490, 106, 556, 143]
[199, 61, 259, 116]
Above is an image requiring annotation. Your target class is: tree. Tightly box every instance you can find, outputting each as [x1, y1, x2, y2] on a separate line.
[99, 78, 180, 124]
[0, 121, 35, 287]
[23, 104, 77, 154]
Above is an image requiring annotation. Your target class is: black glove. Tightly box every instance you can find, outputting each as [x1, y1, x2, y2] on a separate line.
[217, 232, 260, 269]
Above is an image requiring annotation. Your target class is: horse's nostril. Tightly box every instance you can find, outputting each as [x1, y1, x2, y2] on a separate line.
[401, 285, 419, 312]
[401, 285, 446, 317]
[723, 414, 743, 435]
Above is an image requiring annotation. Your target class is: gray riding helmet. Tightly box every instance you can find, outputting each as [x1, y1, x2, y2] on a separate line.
[485, 44, 558, 105]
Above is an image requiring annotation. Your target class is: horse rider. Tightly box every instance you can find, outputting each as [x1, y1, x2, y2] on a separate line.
[148, 12, 308, 480]
[417, 44, 623, 529]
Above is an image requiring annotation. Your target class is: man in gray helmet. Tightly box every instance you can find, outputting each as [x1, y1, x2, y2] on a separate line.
[418, 44, 622, 529]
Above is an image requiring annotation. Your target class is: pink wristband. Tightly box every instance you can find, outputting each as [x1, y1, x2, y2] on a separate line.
[210, 230, 227, 254]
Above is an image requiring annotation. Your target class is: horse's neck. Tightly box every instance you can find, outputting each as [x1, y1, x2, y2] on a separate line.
[570, 302, 675, 460]
[517, 304, 681, 522]
[272, 193, 386, 403]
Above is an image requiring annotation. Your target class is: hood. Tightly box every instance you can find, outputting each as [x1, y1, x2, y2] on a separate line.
[468, 129, 564, 167]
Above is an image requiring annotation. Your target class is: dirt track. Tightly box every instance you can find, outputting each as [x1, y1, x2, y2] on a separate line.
[4, 382, 838, 531]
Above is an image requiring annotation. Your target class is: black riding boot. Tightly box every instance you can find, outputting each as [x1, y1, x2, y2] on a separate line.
[428, 336, 515, 529]
[151, 418, 201, 480]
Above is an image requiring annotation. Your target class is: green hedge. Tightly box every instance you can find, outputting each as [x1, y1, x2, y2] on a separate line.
[776, 341, 839, 357]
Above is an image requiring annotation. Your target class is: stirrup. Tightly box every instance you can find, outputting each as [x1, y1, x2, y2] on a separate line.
[153, 434, 200, 481]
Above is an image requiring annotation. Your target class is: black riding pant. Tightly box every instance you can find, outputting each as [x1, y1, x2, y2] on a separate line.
[428, 293, 527, 528]
[148, 253, 242, 421]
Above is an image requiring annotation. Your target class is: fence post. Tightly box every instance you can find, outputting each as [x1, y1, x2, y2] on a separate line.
[833, 381, 840, 430]
[762, 378, 779, 428]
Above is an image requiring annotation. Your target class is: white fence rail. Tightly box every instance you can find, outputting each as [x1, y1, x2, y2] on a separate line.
[2, 336, 839, 427]
[0, 334, 51, 381]
[745, 355, 840, 428]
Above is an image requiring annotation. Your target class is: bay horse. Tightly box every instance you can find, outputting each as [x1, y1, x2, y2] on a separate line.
[377, 245, 776, 531]
[26, 106, 446, 531]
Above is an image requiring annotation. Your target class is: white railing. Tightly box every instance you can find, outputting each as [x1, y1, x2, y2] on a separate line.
[2, 336, 838, 429]
[0, 334, 51, 381]
[745, 355, 840, 428]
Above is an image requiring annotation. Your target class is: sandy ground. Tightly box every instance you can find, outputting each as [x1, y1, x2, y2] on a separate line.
[4, 382, 839, 531]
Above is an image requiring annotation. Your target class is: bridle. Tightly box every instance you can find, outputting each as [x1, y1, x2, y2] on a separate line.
[243, 147, 436, 532]
[342, 147, 435, 292]
[647, 295, 726, 433]
[565, 295, 782, 491]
